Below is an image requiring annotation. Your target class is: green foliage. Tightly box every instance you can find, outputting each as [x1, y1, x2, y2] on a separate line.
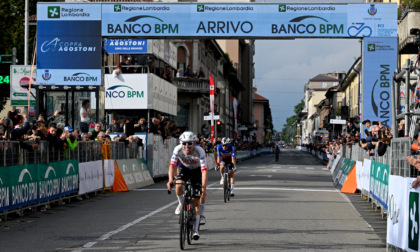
[223, 53, 235, 79]
[401, 0, 420, 9]
[280, 99, 304, 143]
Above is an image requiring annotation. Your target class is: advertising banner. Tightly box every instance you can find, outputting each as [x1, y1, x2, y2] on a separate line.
[334, 158, 356, 190]
[105, 74, 148, 109]
[104, 38, 147, 53]
[369, 160, 389, 210]
[104, 159, 115, 188]
[101, 3, 397, 38]
[408, 177, 420, 252]
[362, 37, 397, 131]
[355, 161, 363, 190]
[362, 159, 371, 192]
[36, 19, 102, 85]
[10, 65, 36, 106]
[79, 160, 103, 195]
[0, 160, 79, 212]
[330, 154, 342, 174]
[37, 4, 102, 21]
[115, 159, 153, 190]
[387, 175, 408, 249]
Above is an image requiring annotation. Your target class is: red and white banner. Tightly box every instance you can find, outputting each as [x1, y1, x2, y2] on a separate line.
[209, 75, 215, 141]
[232, 96, 238, 139]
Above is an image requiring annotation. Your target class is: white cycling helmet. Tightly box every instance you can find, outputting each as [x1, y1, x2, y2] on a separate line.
[179, 131, 197, 143]
[221, 137, 230, 145]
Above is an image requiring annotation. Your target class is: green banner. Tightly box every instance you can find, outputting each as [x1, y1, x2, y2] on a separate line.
[0, 160, 79, 212]
[335, 158, 355, 190]
[369, 160, 389, 210]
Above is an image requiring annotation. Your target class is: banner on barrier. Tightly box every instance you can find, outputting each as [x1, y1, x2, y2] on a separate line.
[334, 158, 356, 190]
[115, 159, 153, 191]
[332, 156, 345, 181]
[355, 161, 363, 191]
[330, 154, 342, 174]
[370, 160, 389, 210]
[387, 175, 408, 249]
[362, 159, 371, 192]
[0, 160, 79, 212]
[79, 160, 103, 195]
[104, 159, 115, 188]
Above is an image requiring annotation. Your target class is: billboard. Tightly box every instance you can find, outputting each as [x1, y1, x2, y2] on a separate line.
[104, 38, 147, 54]
[37, 4, 102, 86]
[101, 3, 397, 38]
[10, 66, 36, 106]
[362, 37, 397, 128]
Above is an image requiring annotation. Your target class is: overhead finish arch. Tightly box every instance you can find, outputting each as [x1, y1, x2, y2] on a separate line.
[36, 2, 398, 126]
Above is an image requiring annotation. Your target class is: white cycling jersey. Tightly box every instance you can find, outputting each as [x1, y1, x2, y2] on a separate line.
[170, 144, 208, 171]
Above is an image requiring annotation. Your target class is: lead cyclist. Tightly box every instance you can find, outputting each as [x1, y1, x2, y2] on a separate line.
[167, 131, 208, 240]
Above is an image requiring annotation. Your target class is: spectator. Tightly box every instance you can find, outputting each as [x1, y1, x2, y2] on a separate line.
[64, 126, 78, 152]
[176, 69, 181, 77]
[89, 123, 102, 140]
[362, 119, 373, 136]
[112, 65, 122, 78]
[184, 65, 192, 78]
[82, 133, 91, 142]
[108, 117, 121, 133]
[95, 132, 105, 143]
[80, 100, 91, 133]
[134, 118, 147, 132]
[149, 117, 161, 135]
[198, 67, 205, 78]
[122, 118, 134, 137]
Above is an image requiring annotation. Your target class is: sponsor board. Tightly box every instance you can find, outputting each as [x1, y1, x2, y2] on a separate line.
[0, 160, 79, 212]
[115, 159, 153, 190]
[37, 69, 101, 86]
[98, 3, 396, 38]
[10, 65, 36, 106]
[104, 38, 147, 53]
[79, 160, 103, 195]
[369, 160, 389, 210]
[37, 4, 102, 21]
[105, 74, 148, 109]
[362, 37, 397, 131]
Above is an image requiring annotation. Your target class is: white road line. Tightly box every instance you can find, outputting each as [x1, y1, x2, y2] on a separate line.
[135, 187, 338, 193]
[289, 167, 298, 169]
[305, 167, 315, 170]
[256, 166, 266, 169]
[322, 168, 329, 170]
[71, 201, 178, 252]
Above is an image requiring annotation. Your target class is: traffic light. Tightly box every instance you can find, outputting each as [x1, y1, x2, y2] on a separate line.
[216, 120, 222, 132]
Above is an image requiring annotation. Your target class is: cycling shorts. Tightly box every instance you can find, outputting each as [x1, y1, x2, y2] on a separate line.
[175, 164, 202, 198]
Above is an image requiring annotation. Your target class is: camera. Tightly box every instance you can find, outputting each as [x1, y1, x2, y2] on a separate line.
[410, 28, 420, 36]
[58, 111, 65, 115]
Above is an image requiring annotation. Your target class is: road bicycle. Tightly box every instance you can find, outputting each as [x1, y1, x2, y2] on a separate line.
[169, 180, 196, 250]
[222, 164, 234, 203]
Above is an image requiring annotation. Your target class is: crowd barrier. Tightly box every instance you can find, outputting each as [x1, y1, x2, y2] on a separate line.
[301, 138, 420, 252]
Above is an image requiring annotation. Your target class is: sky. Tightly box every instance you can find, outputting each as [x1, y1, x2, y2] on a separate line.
[254, 38, 361, 132]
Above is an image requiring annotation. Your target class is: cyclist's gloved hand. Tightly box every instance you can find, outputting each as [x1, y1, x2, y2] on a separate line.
[216, 164, 220, 170]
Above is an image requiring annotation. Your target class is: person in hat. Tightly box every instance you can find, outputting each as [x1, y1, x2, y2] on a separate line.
[64, 126, 78, 152]
[362, 119, 373, 136]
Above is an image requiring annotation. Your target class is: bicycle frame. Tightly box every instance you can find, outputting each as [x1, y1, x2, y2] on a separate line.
[222, 163, 233, 203]
[175, 181, 195, 250]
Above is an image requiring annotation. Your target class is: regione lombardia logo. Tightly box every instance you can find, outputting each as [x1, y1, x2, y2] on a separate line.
[279, 5, 286, 12]
[114, 5, 121, 12]
[48, 6, 60, 19]
[197, 5, 204, 12]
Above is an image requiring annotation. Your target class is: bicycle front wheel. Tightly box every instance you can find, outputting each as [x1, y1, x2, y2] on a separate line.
[224, 173, 228, 203]
[187, 204, 193, 245]
[180, 202, 187, 250]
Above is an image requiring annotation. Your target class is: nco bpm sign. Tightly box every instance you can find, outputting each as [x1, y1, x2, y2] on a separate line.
[37, 2, 397, 127]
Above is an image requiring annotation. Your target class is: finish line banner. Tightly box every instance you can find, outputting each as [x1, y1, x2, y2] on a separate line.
[37, 3, 397, 39]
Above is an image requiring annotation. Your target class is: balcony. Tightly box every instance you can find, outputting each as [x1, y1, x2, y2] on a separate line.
[398, 9, 420, 54]
[173, 78, 210, 94]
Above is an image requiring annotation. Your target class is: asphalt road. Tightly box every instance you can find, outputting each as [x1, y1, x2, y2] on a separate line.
[0, 149, 386, 251]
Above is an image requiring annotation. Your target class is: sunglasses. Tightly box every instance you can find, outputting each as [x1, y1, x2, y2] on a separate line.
[223, 144, 229, 147]
[182, 142, 193, 146]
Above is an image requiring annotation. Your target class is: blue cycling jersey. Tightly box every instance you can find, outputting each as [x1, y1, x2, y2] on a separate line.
[217, 144, 236, 158]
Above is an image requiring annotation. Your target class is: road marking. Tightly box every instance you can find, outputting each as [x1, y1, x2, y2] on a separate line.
[249, 175, 272, 178]
[305, 167, 315, 170]
[256, 166, 266, 169]
[135, 187, 337, 193]
[289, 167, 298, 169]
[272, 166, 282, 169]
[71, 201, 178, 252]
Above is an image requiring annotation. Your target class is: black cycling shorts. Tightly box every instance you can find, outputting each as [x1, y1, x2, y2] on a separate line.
[175, 165, 202, 198]
[221, 157, 234, 170]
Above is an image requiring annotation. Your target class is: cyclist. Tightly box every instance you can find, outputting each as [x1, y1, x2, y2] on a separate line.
[167, 131, 208, 240]
[216, 137, 237, 196]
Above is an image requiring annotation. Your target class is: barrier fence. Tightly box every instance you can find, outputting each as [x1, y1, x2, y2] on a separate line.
[302, 137, 420, 252]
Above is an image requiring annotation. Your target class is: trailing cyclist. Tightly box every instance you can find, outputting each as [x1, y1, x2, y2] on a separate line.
[167, 131, 208, 240]
[216, 137, 237, 196]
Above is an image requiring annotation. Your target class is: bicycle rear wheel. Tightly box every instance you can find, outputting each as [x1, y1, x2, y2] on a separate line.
[180, 201, 187, 250]
[227, 173, 231, 201]
[224, 173, 228, 203]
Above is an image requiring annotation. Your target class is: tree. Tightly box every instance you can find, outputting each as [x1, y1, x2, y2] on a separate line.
[281, 99, 304, 143]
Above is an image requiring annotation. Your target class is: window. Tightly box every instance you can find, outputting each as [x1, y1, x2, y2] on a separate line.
[321, 82, 327, 88]
[332, 82, 338, 87]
